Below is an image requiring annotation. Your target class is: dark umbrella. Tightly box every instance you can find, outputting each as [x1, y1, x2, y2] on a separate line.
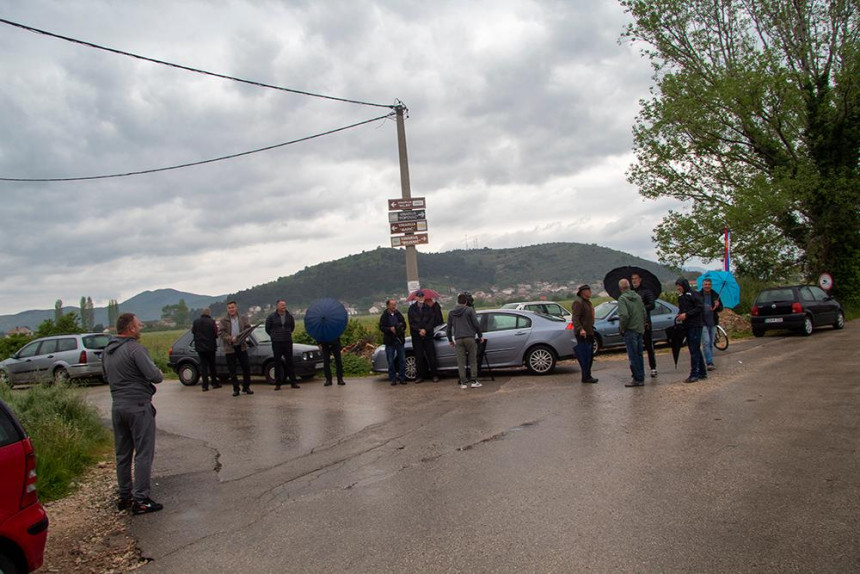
[406, 288, 442, 301]
[304, 298, 348, 343]
[665, 323, 687, 368]
[603, 266, 662, 300]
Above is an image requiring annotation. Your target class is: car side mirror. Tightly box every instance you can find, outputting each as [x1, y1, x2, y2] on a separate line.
[608, 316, 619, 323]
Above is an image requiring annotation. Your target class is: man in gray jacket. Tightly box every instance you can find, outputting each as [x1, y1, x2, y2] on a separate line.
[102, 313, 164, 514]
[446, 293, 484, 389]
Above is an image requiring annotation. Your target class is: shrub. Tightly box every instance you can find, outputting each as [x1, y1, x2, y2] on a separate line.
[340, 353, 372, 376]
[0, 383, 111, 502]
[0, 333, 32, 361]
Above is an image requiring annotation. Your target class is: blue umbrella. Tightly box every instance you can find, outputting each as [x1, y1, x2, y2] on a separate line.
[697, 270, 740, 309]
[304, 298, 348, 343]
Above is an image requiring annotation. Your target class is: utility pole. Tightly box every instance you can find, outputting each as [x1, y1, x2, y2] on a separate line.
[395, 102, 420, 293]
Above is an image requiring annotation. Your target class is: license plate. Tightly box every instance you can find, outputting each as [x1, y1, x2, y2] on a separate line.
[765, 318, 783, 324]
[315, 362, 324, 369]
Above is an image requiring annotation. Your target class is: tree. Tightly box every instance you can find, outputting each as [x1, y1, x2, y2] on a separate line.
[622, 0, 860, 305]
[54, 299, 63, 322]
[35, 313, 82, 338]
[107, 299, 119, 331]
[161, 299, 190, 327]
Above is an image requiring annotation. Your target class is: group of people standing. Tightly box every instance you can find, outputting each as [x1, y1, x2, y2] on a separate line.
[570, 273, 723, 387]
[378, 291, 443, 385]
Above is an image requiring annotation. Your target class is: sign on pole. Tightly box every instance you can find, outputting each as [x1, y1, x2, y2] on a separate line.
[388, 197, 425, 211]
[388, 209, 426, 223]
[390, 221, 428, 234]
[391, 234, 429, 247]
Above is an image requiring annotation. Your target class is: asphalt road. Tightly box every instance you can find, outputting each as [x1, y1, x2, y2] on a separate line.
[85, 323, 860, 573]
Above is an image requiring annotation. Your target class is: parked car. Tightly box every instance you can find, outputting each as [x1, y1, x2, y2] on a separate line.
[591, 299, 679, 354]
[372, 308, 575, 379]
[0, 333, 110, 387]
[501, 301, 572, 321]
[167, 325, 323, 386]
[0, 399, 49, 574]
[750, 285, 844, 337]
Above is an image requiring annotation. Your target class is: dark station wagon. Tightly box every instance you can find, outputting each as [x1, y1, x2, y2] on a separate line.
[168, 325, 323, 386]
[750, 285, 844, 337]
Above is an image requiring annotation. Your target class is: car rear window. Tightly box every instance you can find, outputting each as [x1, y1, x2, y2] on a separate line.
[82, 335, 110, 349]
[756, 289, 795, 304]
[0, 407, 23, 448]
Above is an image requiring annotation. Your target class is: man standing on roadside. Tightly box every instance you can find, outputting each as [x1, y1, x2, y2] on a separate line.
[191, 307, 220, 391]
[571, 284, 598, 383]
[446, 293, 485, 389]
[700, 278, 723, 371]
[407, 290, 439, 383]
[618, 279, 647, 387]
[102, 313, 164, 515]
[265, 299, 300, 390]
[632, 272, 658, 378]
[379, 299, 407, 385]
[676, 278, 706, 383]
[219, 301, 254, 396]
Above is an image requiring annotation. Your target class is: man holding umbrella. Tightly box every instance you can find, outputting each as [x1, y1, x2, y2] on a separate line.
[571, 284, 598, 383]
[676, 278, 706, 383]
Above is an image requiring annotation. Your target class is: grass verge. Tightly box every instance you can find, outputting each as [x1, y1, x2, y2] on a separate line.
[0, 383, 112, 502]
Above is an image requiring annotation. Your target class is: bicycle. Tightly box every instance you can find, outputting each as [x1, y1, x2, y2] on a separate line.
[714, 324, 729, 350]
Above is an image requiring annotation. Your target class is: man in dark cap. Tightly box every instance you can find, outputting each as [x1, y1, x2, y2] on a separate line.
[571, 284, 598, 383]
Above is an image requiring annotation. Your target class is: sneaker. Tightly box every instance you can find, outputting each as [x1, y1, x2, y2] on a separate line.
[116, 497, 133, 511]
[432, 376, 440, 383]
[650, 369, 658, 378]
[707, 364, 716, 371]
[459, 383, 468, 389]
[132, 498, 163, 515]
[470, 381, 482, 388]
[683, 377, 698, 384]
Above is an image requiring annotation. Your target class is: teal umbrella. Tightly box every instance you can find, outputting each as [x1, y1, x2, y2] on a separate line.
[697, 270, 740, 309]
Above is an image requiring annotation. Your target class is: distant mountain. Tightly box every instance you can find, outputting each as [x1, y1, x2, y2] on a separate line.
[208, 243, 678, 315]
[0, 289, 223, 333]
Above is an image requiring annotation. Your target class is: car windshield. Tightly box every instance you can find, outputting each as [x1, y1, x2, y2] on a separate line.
[594, 301, 617, 320]
[252, 325, 269, 343]
[82, 334, 110, 349]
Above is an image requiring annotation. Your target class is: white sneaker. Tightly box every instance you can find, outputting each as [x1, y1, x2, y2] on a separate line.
[650, 369, 658, 377]
[470, 381, 482, 388]
[459, 384, 468, 389]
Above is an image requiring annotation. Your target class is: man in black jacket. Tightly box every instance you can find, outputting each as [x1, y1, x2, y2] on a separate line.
[192, 308, 220, 391]
[632, 272, 658, 378]
[407, 291, 439, 383]
[676, 278, 706, 383]
[265, 299, 300, 390]
[379, 299, 407, 385]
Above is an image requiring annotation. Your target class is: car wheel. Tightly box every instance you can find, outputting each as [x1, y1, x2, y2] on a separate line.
[801, 315, 814, 336]
[752, 327, 764, 337]
[53, 367, 70, 385]
[177, 362, 200, 386]
[405, 354, 417, 381]
[0, 370, 10, 388]
[265, 361, 277, 385]
[525, 345, 556, 375]
[834, 310, 845, 330]
[0, 552, 21, 574]
[591, 336, 600, 356]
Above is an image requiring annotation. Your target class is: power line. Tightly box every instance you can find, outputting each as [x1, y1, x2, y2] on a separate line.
[0, 17, 394, 110]
[0, 113, 394, 182]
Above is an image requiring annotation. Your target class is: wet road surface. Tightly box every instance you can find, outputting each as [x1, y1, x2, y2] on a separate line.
[85, 323, 860, 572]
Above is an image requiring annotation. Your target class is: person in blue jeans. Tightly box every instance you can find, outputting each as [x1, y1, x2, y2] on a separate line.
[700, 278, 723, 370]
[617, 279, 646, 387]
[379, 299, 407, 385]
[676, 278, 706, 383]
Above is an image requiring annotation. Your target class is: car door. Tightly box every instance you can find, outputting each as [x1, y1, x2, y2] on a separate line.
[30, 338, 60, 381]
[5, 341, 43, 384]
[481, 312, 532, 367]
[649, 301, 676, 342]
[432, 325, 457, 370]
[602, 304, 623, 347]
[799, 287, 825, 325]
[807, 286, 836, 325]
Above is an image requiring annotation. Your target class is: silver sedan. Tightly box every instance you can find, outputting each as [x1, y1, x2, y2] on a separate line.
[372, 309, 575, 380]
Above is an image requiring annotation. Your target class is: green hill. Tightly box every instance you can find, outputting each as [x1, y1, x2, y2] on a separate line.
[210, 243, 677, 314]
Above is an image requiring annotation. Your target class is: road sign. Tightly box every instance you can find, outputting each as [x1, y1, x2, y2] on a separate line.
[818, 272, 834, 291]
[391, 233, 429, 247]
[388, 209, 426, 223]
[390, 220, 428, 234]
[388, 197, 425, 211]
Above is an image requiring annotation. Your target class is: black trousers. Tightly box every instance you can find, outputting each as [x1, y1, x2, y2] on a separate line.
[321, 340, 344, 381]
[226, 348, 251, 390]
[197, 350, 217, 387]
[412, 332, 437, 378]
[643, 325, 656, 370]
[272, 341, 297, 385]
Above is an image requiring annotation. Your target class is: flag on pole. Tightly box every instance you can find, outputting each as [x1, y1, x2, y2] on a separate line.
[724, 227, 731, 272]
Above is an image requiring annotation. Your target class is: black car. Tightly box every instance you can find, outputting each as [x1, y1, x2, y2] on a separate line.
[167, 325, 323, 386]
[750, 285, 844, 337]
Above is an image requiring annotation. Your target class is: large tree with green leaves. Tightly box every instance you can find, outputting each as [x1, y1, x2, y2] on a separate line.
[622, 0, 860, 304]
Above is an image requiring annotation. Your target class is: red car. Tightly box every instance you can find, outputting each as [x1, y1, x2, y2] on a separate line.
[0, 399, 48, 574]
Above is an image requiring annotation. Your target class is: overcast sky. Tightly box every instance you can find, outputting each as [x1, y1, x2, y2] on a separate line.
[0, 0, 685, 315]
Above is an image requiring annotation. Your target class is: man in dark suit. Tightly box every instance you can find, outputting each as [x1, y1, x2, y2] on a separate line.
[191, 307, 220, 391]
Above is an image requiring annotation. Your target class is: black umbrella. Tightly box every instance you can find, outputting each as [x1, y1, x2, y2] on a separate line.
[304, 298, 349, 343]
[664, 323, 686, 368]
[603, 266, 662, 300]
